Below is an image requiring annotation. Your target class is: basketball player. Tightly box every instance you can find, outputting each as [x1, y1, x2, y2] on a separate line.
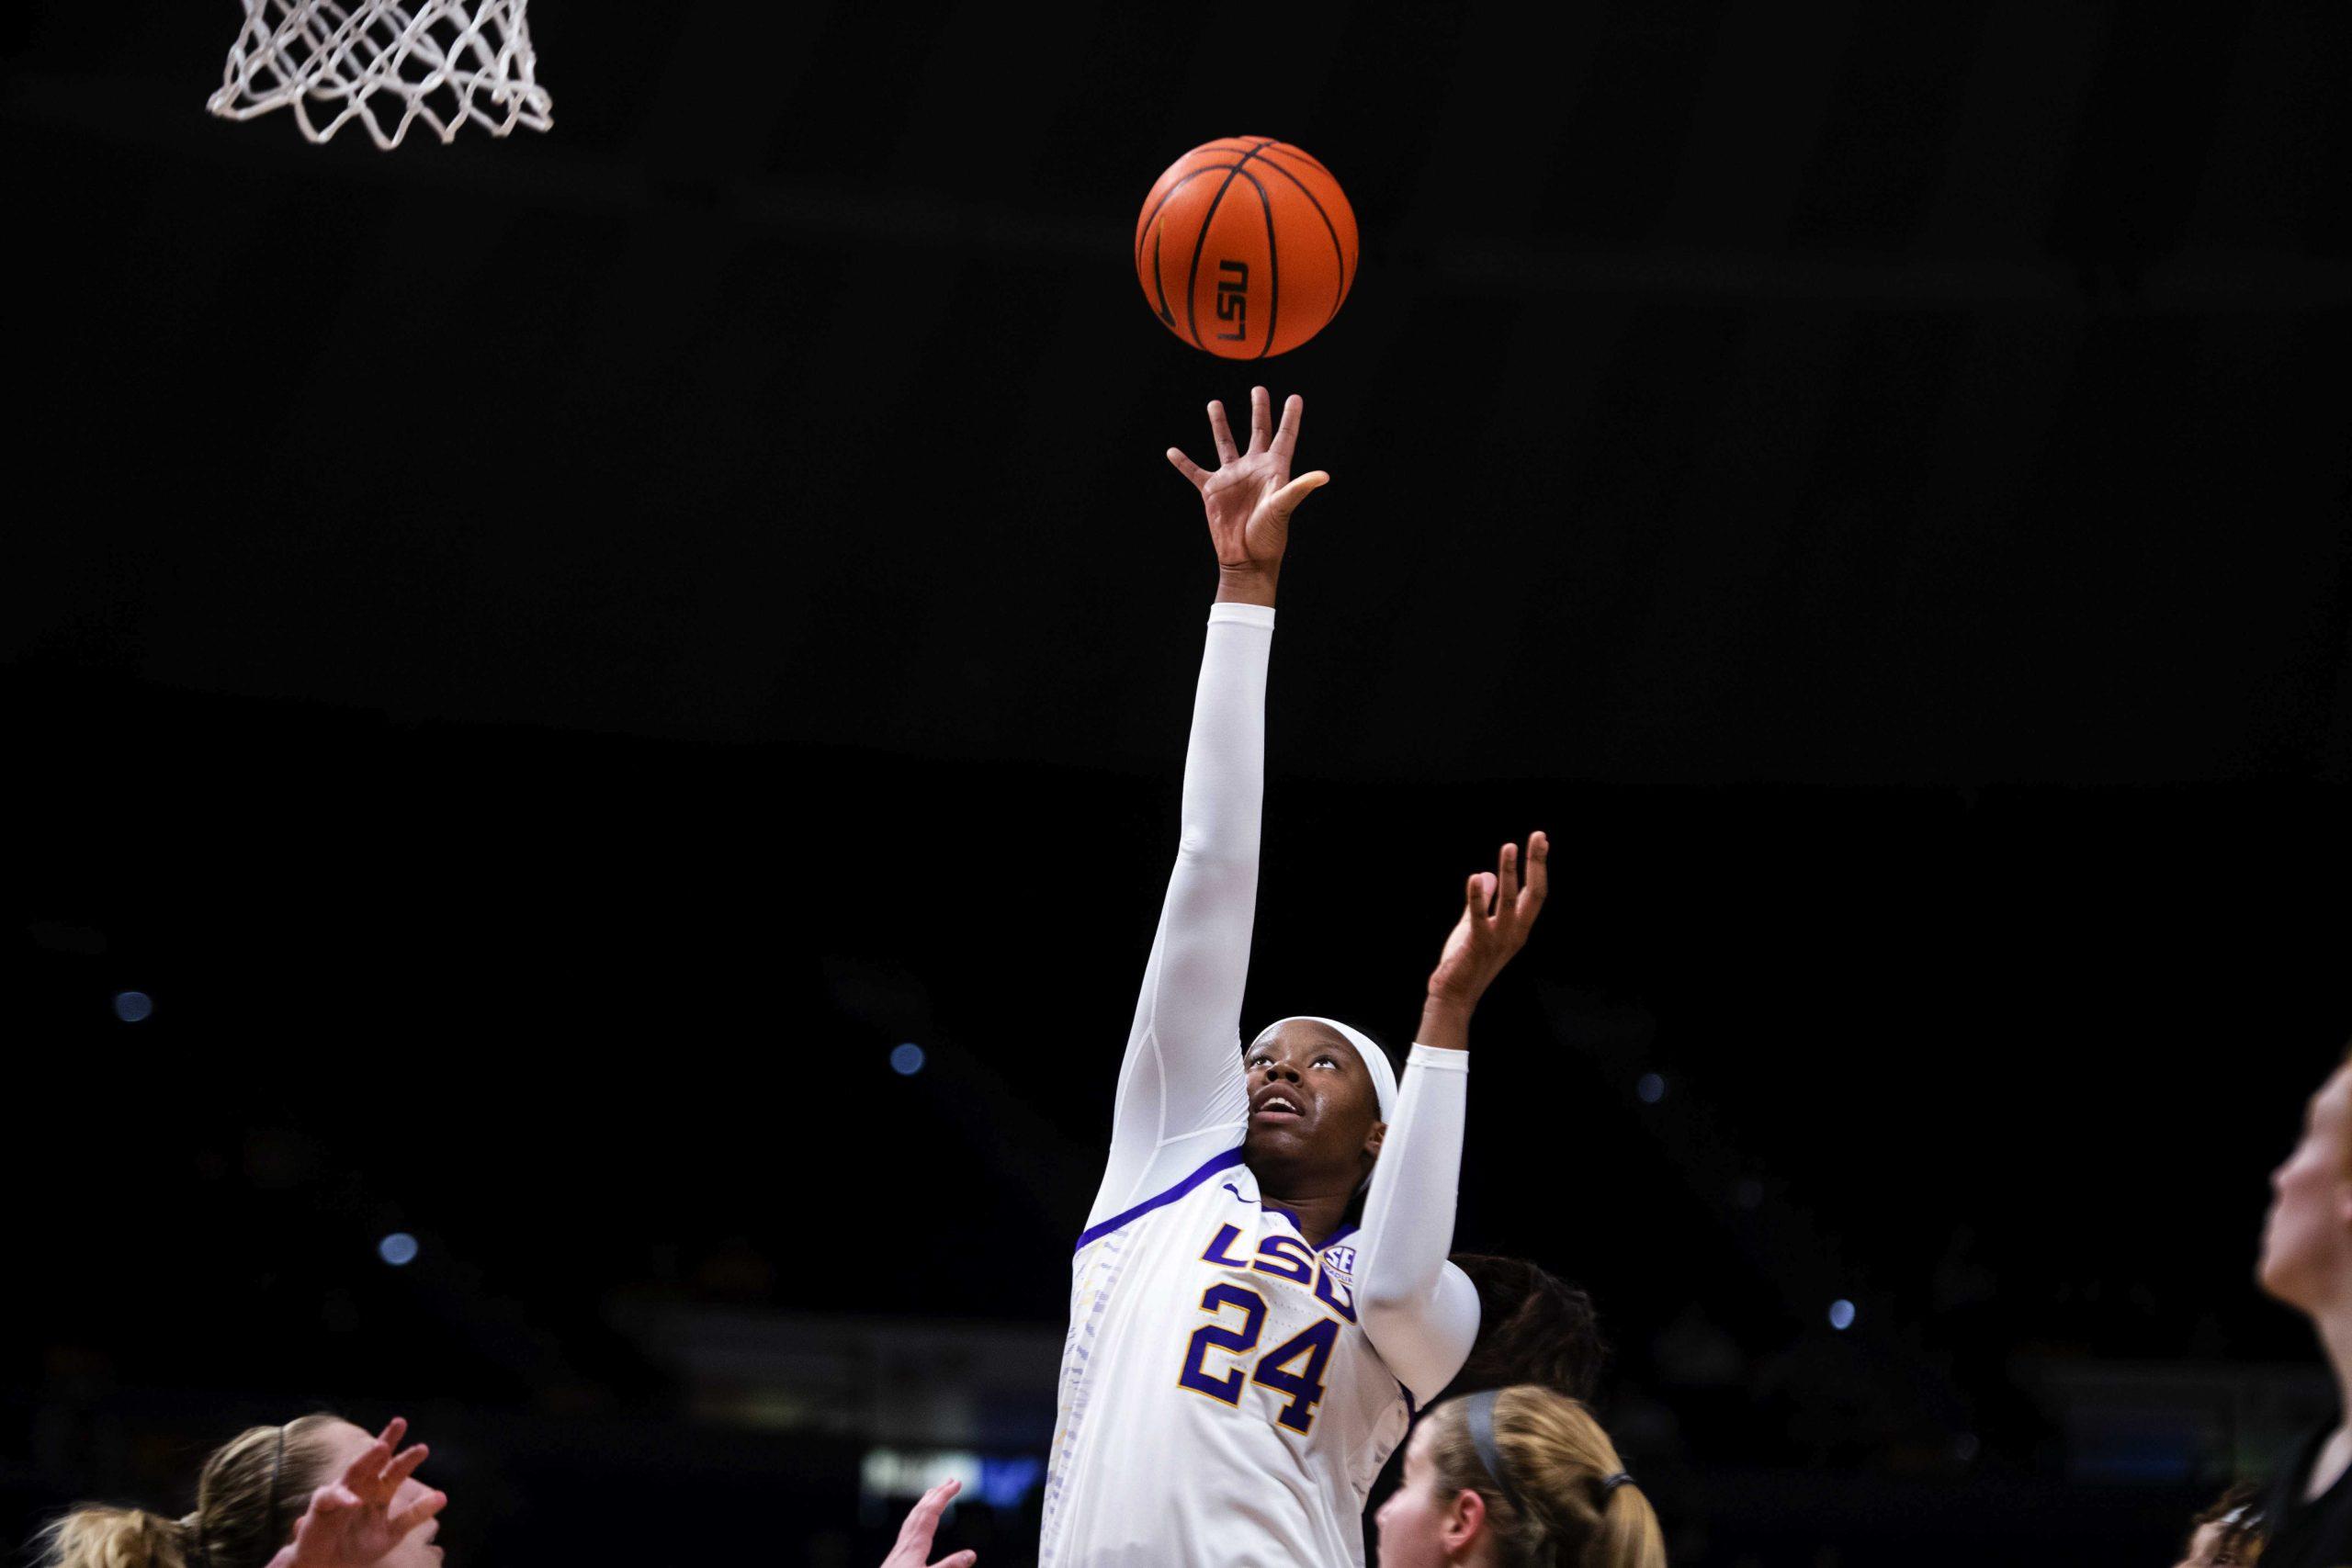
[2237, 1045, 2352, 1564]
[1444, 1253, 1605, 1403]
[1037, 388, 1547, 1565]
[1373, 1384, 1664, 1568]
[36, 1416, 443, 1568]
[35, 1416, 975, 1568]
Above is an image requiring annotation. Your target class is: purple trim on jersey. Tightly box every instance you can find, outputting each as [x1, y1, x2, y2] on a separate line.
[1075, 1145, 1248, 1252]
[1321, 1223, 1359, 1251]
[1263, 1200, 1305, 1234]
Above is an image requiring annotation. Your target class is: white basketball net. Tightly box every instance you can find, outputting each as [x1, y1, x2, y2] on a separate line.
[208, 0, 553, 150]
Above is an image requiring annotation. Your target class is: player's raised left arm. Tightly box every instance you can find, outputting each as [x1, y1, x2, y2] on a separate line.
[1356, 834, 1549, 1404]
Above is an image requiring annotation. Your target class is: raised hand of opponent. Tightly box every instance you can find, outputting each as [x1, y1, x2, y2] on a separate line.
[265, 1419, 442, 1568]
[879, 1477, 977, 1568]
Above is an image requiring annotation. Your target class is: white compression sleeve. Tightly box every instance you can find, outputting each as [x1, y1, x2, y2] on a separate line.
[1086, 602, 1272, 1228]
[1354, 1043, 1481, 1406]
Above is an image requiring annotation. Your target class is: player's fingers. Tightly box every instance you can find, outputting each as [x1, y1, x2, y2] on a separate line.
[932, 1553, 978, 1568]
[1465, 870, 1495, 921]
[1248, 385, 1272, 453]
[1206, 400, 1239, 464]
[308, 1483, 359, 1519]
[343, 1438, 394, 1495]
[1267, 470, 1330, 520]
[388, 1491, 447, 1537]
[1497, 842, 1520, 908]
[899, 1480, 956, 1545]
[1166, 447, 1210, 491]
[1521, 831, 1550, 914]
[1270, 392, 1304, 462]
[382, 1443, 430, 1490]
[376, 1417, 408, 1453]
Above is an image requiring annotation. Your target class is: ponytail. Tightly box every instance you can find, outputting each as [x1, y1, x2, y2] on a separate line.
[34, 1507, 192, 1568]
[1422, 1385, 1666, 1568]
[32, 1416, 344, 1568]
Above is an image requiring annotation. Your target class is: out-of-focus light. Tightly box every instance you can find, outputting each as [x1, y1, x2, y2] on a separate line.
[1828, 1299, 1857, 1331]
[978, 1454, 1045, 1510]
[1953, 1433, 1980, 1463]
[378, 1233, 419, 1267]
[891, 1043, 926, 1076]
[1732, 1177, 1764, 1211]
[114, 991, 154, 1022]
[1635, 1072, 1666, 1104]
[862, 1448, 980, 1503]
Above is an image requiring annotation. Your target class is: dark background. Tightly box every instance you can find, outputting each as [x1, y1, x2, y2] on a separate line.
[6, 4, 2349, 1566]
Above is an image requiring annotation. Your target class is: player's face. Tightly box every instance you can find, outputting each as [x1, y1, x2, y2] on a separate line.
[1243, 1021, 1381, 1172]
[312, 1421, 445, 1568]
[1373, 1419, 1476, 1568]
[2259, 1065, 2352, 1311]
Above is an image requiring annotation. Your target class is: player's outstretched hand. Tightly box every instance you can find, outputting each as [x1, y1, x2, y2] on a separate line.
[1425, 831, 1549, 1010]
[263, 1418, 443, 1568]
[879, 1478, 976, 1568]
[1165, 386, 1330, 588]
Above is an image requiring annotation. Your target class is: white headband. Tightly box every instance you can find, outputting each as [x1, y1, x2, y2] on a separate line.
[1248, 1015, 1397, 1121]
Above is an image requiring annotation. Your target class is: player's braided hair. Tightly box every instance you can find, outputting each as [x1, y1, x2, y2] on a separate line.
[1446, 1253, 1606, 1403]
[1422, 1386, 1664, 1568]
[33, 1416, 343, 1568]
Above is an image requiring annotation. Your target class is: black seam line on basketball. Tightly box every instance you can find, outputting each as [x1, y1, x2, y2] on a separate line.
[1254, 142, 1333, 177]
[1151, 220, 1176, 328]
[1252, 142, 1354, 305]
[1253, 156, 1347, 330]
[1136, 165, 1238, 274]
[1244, 169, 1278, 359]
[1136, 164, 1246, 277]
[1184, 142, 1270, 354]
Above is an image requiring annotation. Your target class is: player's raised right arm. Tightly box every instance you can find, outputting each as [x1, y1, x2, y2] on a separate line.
[1086, 390, 1332, 1227]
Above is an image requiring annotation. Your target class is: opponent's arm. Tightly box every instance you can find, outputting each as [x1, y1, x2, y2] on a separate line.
[1356, 834, 1549, 1405]
[1087, 389, 1331, 1227]
[879, 1479, 977, 1568]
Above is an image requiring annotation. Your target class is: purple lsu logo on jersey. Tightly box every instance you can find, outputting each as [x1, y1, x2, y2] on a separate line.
[1198, 1223, 1357, 1323]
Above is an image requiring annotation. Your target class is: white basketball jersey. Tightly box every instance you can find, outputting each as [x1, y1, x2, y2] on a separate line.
[1038, 1143, 1412, 1567]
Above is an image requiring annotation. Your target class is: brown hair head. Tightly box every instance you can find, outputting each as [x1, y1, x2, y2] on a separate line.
[1447, 1253, 1605, 1403]
[1421, 1385, 1665, 1568]
[35, 1415, 345, 1568]
[2181, 1479, 2264, 1564]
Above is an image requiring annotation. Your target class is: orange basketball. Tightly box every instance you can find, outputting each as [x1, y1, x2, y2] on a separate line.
[1135, 136, 1359, 359]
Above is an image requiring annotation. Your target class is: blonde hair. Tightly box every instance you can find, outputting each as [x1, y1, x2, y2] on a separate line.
[1423, 1385, 1666, 1568]
[35, 1416, 345, 1568]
